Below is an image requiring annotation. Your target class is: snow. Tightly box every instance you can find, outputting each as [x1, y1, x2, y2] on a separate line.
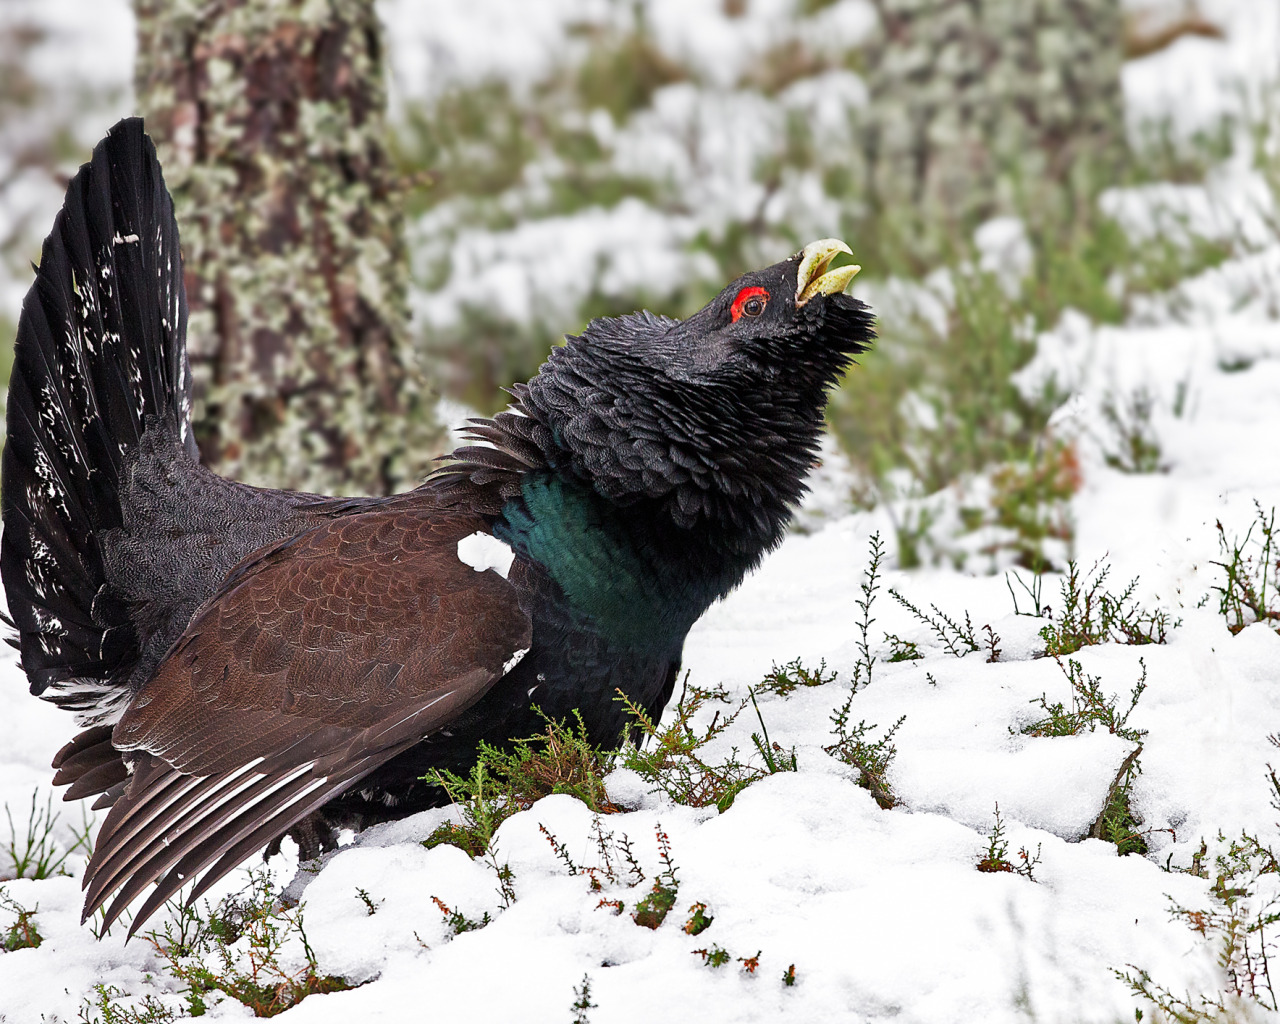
[975, 216, 1034, 298]
[1121, 0, 1280, 143]
[378, 0, 875, 105]
[4, 2, 1280, 1023]
[410, 198, 718, 333]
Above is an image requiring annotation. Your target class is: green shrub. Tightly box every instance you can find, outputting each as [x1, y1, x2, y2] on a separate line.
[1038, 560, 1178, 656]
[143, 869, 348, 1018]
[617, 677, 794, 812]
[888, 589, 980, 659]
[0, 889, 41, 951]
[824, 709, 904, 811]
[1118, 824, 1280, 1021]
[78, 985, 177, 1024]
[756, 657, 837, 696]
[1214, 504, 1280, 636]
[1022, 657, 1148, 743]
[424, 709, 617, 857]
[975, 804, 1041, 880]
[2, 788, 92, 881]
[1090, 748, 1149, 857]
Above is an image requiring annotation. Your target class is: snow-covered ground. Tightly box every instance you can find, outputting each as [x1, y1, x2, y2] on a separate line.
[4, 1, 1280, 1022]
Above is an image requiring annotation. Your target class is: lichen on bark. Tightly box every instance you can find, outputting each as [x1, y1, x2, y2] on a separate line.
[854, 0, 1128, 273]
[134, 0, 442, 496]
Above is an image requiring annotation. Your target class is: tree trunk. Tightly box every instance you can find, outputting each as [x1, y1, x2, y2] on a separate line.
[133, 0, 441, 496]
[857, 0, 1127, 274]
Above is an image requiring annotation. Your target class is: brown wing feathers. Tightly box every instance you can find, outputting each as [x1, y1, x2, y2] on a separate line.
[80, 511, 530, 935]
[52, 726, 129, 802]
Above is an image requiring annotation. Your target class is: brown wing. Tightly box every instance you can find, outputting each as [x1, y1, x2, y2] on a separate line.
[82, 510, 530, 935]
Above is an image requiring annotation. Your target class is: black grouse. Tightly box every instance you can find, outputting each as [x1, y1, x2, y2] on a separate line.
[1, 118, 874, 936]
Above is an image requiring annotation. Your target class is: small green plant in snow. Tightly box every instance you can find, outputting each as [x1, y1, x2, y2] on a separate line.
[693, 944, 732, 968]
[424, 709, 617, 856]
[756, 657, 837, 695]
[888, 589, 981, 658]
[618, 677, 789, 812]
[143, 867, 349, 1017]
[884, 634, 923, 662]
[825, 708, 906, 811]
[3, 788, 91, 880]
[1, 888, 41, 951]
[1100, 387, 1166, 474]
[571, 973, 597, 1024]
[431, 895, 491, 935]
[975, 804, 1041, 880]
[632, 825, 680, 930]
[683, 902, 713, 936]
[1037, 560, 1177, 656]
[1118, 825, 1280, 1021]
[1022, 657, 1148, 742]
[78, 985, 177, 1024]
[1214, 503, 1280, 636]
[1090, 746, 1150, 857]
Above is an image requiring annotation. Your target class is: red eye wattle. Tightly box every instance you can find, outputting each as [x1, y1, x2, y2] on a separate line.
[730, 286, 769, 323]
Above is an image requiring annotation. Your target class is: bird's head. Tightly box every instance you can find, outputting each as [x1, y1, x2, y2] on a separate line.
[508, 239, 876, 555]
[627, 238, 871, 389]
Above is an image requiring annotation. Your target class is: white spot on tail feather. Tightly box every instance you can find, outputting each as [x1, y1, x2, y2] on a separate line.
[26, 538, 59, 600]
[112, 232, 140, 244]
[456, 532, 515, 579]
[504, 648, 529, 675]
[30, 454, 70, 518]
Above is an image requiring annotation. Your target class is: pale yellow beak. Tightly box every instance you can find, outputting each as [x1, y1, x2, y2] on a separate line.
[795, 238, 861, 305]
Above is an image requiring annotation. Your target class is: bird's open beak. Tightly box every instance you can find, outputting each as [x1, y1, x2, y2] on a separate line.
[795, 238, 861, 306]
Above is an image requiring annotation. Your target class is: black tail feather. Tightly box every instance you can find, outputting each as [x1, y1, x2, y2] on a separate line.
[2, 117, 194, 719]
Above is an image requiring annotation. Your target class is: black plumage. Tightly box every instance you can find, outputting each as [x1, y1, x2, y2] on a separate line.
[1, 118, 875, 936]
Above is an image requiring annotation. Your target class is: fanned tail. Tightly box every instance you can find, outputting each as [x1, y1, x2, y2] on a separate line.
[1, 116, 195, 725]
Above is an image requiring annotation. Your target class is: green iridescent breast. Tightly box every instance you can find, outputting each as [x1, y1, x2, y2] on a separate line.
[496, 475, 723, 655]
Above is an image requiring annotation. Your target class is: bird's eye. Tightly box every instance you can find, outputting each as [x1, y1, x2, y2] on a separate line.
[730, 286, 769, 323]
